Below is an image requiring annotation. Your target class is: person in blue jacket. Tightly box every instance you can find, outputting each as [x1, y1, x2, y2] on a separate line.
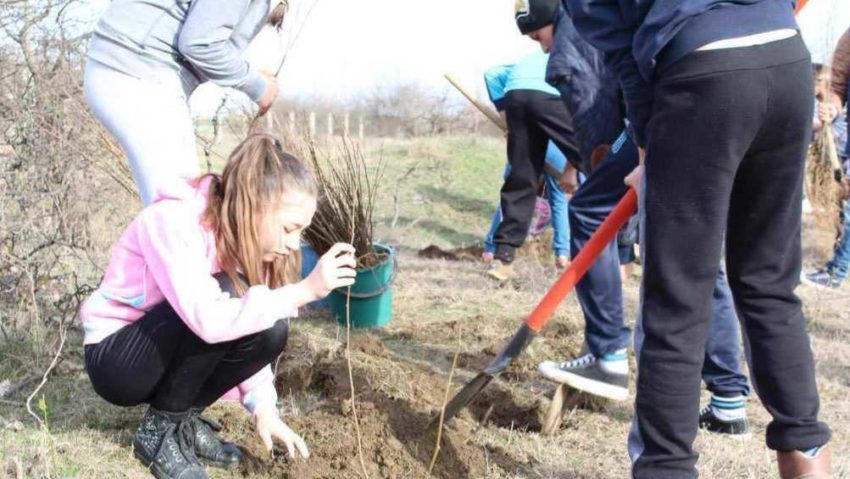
[482, 52, 577, 271]
[563, 0, 832, 476]
[482, 141, 573, 269]
[484, 52, 578, 281]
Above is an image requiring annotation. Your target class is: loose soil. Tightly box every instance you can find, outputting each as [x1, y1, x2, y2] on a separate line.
[231, 335, 495, 479]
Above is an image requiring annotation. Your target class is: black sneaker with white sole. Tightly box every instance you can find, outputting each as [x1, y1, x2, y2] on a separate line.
[538, 353, 629, 401]
[803, 269, 842, 289]
[699, 405, 750, 435]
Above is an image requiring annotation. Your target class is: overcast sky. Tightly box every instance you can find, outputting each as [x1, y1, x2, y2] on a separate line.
[201, 0, 539, 115]
[84, 0, 849, 116]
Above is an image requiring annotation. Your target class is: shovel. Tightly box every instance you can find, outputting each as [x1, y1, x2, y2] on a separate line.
[436, 187, 638, 424]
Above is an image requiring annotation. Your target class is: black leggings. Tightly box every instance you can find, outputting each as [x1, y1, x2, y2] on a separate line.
[84, 274, 288, 412]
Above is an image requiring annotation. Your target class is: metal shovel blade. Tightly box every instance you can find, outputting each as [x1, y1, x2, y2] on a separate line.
[434, 323, 535, 425]
[432, 189, 638, 425]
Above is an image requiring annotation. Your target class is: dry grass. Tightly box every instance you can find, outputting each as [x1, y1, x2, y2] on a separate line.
[1, 137, 848, 478]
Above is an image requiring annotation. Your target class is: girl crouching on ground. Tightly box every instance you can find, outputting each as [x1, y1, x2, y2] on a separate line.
[78, 135, 355, 479]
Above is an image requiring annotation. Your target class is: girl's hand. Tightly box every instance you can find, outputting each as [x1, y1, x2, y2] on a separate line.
[257, 71, 280, 116]
[254, 405, 310, 459]
[303, 243, 356, 301]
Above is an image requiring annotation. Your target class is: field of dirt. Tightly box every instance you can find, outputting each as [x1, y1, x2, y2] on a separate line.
[1, 137, 848, 478]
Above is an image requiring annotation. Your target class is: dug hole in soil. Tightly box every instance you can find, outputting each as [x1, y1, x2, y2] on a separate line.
[220, 332, 499, 479]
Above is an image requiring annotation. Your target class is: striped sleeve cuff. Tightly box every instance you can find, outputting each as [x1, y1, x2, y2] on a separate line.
[241, 379, 278, 415]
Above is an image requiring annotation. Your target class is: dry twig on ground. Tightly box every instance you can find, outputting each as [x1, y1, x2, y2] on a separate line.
[428, 334, 461, 476]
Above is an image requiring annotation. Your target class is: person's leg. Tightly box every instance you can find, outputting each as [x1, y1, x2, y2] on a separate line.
[484, 165, 512, 260]
[630, 57, 757, 479]
[631, 37, 830, 478]
[188, 320, 288, 410]
[534, 93, 582, 172]
[537, 131, 635, 400]
[86, 274, 289, 474]
[725, 48, 831, 456]
[825, 199, 850, 282]
[544, 171, 570, 261]
[483, 208, 501, 259]
[569, 132, 635, 359]
[149, 274, 288, 412]
[85, 303, 186, 407]
[618, 214, 639, 280]
[492, 91, 548, 266]
[700, 268, 750, 435]
[85, 302, 209, 479]
[84, 59, 199, 205]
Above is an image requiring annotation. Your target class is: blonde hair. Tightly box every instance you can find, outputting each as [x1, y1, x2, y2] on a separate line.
[204, 134, 317, 294]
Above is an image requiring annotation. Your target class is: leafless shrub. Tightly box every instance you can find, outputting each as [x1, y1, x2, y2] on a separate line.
[0, 0, 136, 352]
[284, 133, 385, 266]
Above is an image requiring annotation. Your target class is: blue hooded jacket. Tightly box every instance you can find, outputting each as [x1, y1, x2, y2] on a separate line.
[484, 52, 560, 111]
[563, 0, 798, 146]
[546, 7, 624, 173]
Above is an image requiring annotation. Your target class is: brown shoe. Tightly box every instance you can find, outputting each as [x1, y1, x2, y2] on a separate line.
[486, 259, 515, 281]
[777, 445, 832, 479]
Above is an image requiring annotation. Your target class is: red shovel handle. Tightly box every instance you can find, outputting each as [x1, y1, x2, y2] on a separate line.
[526, 188, 638, 332]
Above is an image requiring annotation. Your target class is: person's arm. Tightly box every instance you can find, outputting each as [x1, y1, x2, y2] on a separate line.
[564, 0, 653, 147]
[135, 203, 311, 344]
[241, 366, 310, 459]
[484, 64, 513, 111]
[177, 0, 269, 102]
[238, 366, 278, 414]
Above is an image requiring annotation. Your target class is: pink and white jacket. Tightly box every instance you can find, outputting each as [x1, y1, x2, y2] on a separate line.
[79, 177, 297, 413]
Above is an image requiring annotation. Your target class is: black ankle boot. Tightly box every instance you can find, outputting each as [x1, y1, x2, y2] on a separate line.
[133, 407, 208, 479]
[188, 408, 242, 468]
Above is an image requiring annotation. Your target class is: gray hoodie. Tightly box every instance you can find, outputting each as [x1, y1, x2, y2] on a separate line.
[87, 0, 271, 101]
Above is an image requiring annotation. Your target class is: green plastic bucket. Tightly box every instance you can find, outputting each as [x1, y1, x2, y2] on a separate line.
[327, 243, 396, 328]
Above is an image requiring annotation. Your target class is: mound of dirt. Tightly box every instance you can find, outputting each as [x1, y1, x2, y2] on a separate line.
[347, 333, 388, 358]
[416, 233, 555, 264]
[417, 245, 484, 262]
[214, 323, 565, 478]
[239, 341, 502, 479]
[242, 354, 486, 479]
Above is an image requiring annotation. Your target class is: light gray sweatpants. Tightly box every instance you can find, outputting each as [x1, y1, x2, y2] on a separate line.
[84, 59, 200, 205]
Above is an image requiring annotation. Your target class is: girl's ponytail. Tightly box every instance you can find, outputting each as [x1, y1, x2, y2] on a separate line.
[204, 134, 316, 294]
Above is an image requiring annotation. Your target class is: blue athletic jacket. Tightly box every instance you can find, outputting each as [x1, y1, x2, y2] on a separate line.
[563, 0, 798, 146]
[546, 7, 623, 172]
[484, 51, 560, 111]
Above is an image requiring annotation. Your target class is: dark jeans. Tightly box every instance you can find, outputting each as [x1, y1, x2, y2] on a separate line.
[630, 35, 831, 478]
[85, 274, 288, 412]
[569, 131, 636, 357]
[617, 214, 639, 265]
[565, 129, 750, 397]
[826, 199, 850, 281]
[703, 268, 749, 397]
[494, 89, 581, 262]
